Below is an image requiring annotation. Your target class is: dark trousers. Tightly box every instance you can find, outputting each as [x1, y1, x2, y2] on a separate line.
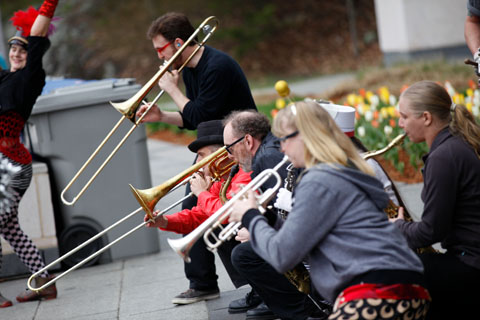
[419, 252, 480, 320]
[182, 182, 247, 291]
[231, 241, 315, 320]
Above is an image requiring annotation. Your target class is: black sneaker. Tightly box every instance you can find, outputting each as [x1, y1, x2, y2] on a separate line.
[246, 302, 279, 320]
[228, 289, 262, 313]
[171, 288, 220, 305]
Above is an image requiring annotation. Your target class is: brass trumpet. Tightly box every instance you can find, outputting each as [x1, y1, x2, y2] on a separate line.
[168, 156, 288, 262]
[60, 16, 219, 206]
[28, 145, 231, 292]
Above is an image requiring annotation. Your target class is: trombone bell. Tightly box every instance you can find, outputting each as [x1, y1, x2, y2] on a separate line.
[130, 147, 230, 218]
[129, 184, 170, 220]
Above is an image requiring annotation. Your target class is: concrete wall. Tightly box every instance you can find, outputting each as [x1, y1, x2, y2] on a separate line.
[374, 0, 470, 65]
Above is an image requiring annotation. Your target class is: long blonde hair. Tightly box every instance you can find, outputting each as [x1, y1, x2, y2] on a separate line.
[401, 81, 480, 158]
[272, 101, 374, 175]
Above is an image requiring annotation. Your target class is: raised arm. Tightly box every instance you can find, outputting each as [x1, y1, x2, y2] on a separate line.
[30, 0, 58, 37]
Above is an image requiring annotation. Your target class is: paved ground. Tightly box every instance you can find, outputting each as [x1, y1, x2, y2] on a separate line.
[0, 139, 249, 320]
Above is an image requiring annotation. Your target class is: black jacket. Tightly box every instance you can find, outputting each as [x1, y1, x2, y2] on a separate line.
[395, 127, 480, 269]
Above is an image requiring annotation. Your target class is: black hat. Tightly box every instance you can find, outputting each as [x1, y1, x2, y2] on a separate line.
[8, 30, 28, 49]
[188, 120, 224, 153]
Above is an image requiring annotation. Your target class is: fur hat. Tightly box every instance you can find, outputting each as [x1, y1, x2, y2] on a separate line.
[8, 6, 58, 49]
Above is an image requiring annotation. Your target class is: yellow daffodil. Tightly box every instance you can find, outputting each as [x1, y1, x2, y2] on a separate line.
[378, 86, 390, 104]
[356, 95, 365, 105]
[388, 106, 397, 118]
[380, 107, 389, 119]
[366, 91, 375, 103]
[276, 98, 286, 109]
[347, 94, 357, 106]
[466, 102, 473, 112]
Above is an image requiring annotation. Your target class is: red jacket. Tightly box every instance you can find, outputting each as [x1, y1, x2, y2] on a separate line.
[162, 168, 251, 234]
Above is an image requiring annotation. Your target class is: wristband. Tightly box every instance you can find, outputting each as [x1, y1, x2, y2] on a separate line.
[39, 0, 58, 19]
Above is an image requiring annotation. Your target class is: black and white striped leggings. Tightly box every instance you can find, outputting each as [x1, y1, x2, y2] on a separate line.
[0, 156, 49, 277]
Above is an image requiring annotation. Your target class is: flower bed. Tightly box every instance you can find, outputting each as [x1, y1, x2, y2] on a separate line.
[270, 80, 480, 183]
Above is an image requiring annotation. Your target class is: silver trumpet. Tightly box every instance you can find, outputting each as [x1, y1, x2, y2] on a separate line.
[168, 156, 288, 262]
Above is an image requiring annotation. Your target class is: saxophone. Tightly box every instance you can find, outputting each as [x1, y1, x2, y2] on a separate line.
[363, 133, 410, 219]
[280, 164, 312, 295]
[363, 133, 436, 254]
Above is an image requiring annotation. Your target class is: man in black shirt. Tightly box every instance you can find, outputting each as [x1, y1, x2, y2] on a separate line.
[136, 12, 257, 305]
[136, 12, 257, 129]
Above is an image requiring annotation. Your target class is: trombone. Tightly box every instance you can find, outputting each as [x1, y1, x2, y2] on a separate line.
[60, 16, 219, 206]
[130, 146, 233, 220]
[168, 156, 288, 262]
[28, 146, 232, 292]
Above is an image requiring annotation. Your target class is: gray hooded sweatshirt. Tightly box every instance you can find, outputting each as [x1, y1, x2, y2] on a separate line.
[243, 163, 424, 302]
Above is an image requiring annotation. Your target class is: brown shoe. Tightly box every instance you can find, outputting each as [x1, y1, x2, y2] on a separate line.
[0, 293, 12, 308]
[16, 275, 57, 303]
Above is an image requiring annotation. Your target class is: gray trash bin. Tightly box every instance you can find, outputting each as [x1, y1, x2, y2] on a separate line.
[27, 78, 159, 267]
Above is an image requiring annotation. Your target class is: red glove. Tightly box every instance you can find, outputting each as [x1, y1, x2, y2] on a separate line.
[39, 0, 58, 19]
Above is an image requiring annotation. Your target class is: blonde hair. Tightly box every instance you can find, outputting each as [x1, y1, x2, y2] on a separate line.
[272, 101, 374, 175]
[401, 81, 480, 158]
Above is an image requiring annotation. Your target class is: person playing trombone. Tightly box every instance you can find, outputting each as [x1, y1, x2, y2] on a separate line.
[229, 101, 431, 319]
[145, 120, 251, 304]
[136, 12, 256, 130]
[0, 0, 59, 307]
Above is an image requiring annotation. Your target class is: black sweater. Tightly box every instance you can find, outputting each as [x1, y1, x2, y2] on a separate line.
[181, 46, 256, 130]
[395, 127, 480, 269]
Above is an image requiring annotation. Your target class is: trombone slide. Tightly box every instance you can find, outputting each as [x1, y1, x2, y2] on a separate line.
[27, 192, 191, 292]
[60, 16, 219, 206]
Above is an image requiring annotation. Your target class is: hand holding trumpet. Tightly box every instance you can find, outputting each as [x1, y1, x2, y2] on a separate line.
[235, 227, 251, 243]
[388, 206, 406, 223]
[229, 189, 258, 223]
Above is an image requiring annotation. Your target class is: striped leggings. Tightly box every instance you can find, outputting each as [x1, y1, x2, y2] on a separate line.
[0, 156, 48, 277]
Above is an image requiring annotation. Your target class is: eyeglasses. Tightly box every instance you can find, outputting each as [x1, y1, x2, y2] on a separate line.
[156, 41, 172, 54]
[225, 136, 245, 155]
[278, 130, 299, 142]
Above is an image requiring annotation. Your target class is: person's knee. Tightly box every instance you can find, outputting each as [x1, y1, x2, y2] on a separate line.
[231, 242, 247, 269]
